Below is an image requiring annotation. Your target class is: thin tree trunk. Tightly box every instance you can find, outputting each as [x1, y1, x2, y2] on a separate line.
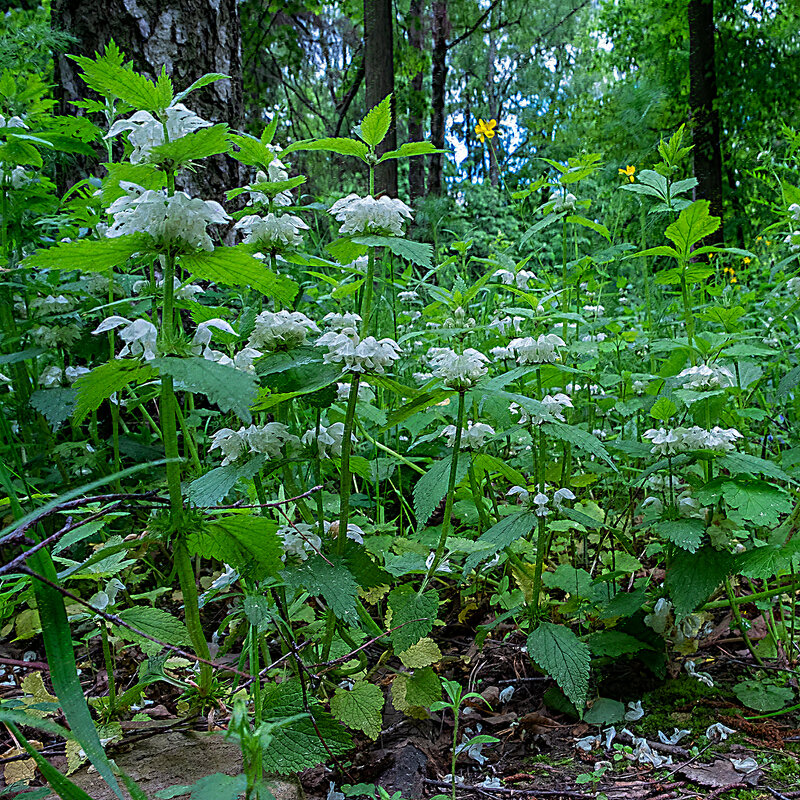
[407, 0, 426, 202]
[364, 0, 397, 197]
[688, 0, 723, 243]
[52, 0, 243, 202]
[428, 0, 449, 195]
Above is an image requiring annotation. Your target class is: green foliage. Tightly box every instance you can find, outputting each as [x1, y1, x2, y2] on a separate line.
[357, 94, 392, 147]
[388, 585, 439, 651]
[527, 622, 591, 712]
[73, 361, 155, 424]
[117, 607, 191, 656]
[413, 455, 471, 525]
[330, 680, 385, 739]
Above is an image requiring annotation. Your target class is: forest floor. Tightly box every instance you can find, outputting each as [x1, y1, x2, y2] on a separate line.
[3, 605, 800, 800]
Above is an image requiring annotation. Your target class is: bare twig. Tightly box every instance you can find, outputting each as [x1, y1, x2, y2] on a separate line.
[201, 485, 324, 510]
[424, 779, 592, 797]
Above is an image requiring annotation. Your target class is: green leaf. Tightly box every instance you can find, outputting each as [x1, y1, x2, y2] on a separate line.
[778, 365, 800, 399]
[378, 141, 443, 162]
[351, 235, 433, 269]
[666, 546, 735, 618]
[73, 360, 155, 424]
[628, 245, 681, 260]
[718, 452, 794, 484]
[283, 555, 360, 623]
[656, 518, 705, 553]
[260, 681, 352, 774]
[188, 515, 282, 581]
[697, 477, 792, 528]
[665, 200, 721, 258]
[228, 132, 282, 169]
[733, 680, 794, 713]
[285, 137, 368, 159]
[587, 631, 651, 657]
[565, 215, 610, 241]
[30, 387, 76, 430]
[22, 236, 147, 273]
[154, 356, 258, 423]
[462, 511, 536, 575]
[227, 175, 306, 201]
[471, 453, 525, 487]
[397, 637, 442, 668]
[117, 607, 191, 656]
[527, 622, 591, 711]
[543, 564, 593, 597]
[544, 422, 616, 470]
[388, 585, 439, 651]
[148, 124, 229, 167]
[172, 73, 230, 105]
[583, 697, 626, 726]
[180, 246, 298, 304]
[413, 454, 471, 525]
[101, 162, 166, 204]
[358, 94, 392, 146]
[655, 264, 714, 285]
[649, 396, 677, 422]
[330, 680, 385, 740]
[155, 774, 247, 800]
[187, 455, 268, 507]
[71, 54, 161, 110]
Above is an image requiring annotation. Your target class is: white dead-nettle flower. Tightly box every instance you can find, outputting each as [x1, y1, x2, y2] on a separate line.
[581, 332, 607, 343]
[790, 203, 800, 222]
[316, 328, 401, 374]
[398, 290, 419, 302]
[425, 550, 451, 573]
[677, 363, 735, 391]
[93, 316, 158, 360]
[323, 311, 362, 331]
[658, 728, 691, 746]
[191, 318, 237, 360]
[507, 485, 531, 504]
[301, 421, 357, 458]
[132, 276, 204, 301]
[553, 487, 576, 507]
[442, 421, 495, 449]
[107, 182, 229, 251]
[509, 333, 566, 365]
[248, 309, 319, 351]
[336, 381, 374, 402]
[209, 422, 299, 465]
[105, 104, 211, 163]
[553, 192, 577, 213]
[322, 520, 365, 544]
[624, 700, 645, 721]
[413, 371, 434, 382]
[65, 366, 90, 383]
[40, 366, 64, 389]
[428, 347, 489, 389]
[643, 427, 685, 455]
[235, 212, 308, 248]
[30, 294, 74, 314]
[511, 393, 573, 425]
[582, 304, 605, 316]
[682, 425, 743, 452]
[488, 315, 524, 335]
[0, 114, 27, 129]
[490, 346, 514, 360]
[1, 165, 29, 188]
[249, 162, 293, 207]
[278, 523, 322, 562]
[329, 193, 413, 236]
[684, 659, 714, 688]
[787, 276, 800, 295]
[495, 269, 536, 289]
[532, 492, 550, 517]
[705, 722, 736, 743]
[784, 231, 800, 253]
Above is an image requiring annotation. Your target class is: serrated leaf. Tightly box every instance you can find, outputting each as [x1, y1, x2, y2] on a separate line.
[778, 365, 800, 399]
[378, 141, 443, 162]
[22, 236, 147, 273]
[413, 454, 471, 525]
[155, 773, 247, 800]
[260, 681, 352, 774]
[351, 235, 433, 269]
[392, 667, 441, 717]
[283, 555, 360, 623]
[527, 622, 590, 711]
[471, 453, 525, 487]
[187, 455, 268, 507]
[656, 518, 705, 553]
[180, 246, 298, 303]
[397, 637, 442, 668]
[73, 360, 155, 424]
[330, 681, 384, 740]
[650, 396, 677, 422]
[544, 422, 616, 470]
[587, 631, 651, 657]
[358, 94, 392, 146]
[462, 511, 536, 575]
[285, 137, 368, 159]
[71, 54, 160, 110]
[117, 607, 190, 656]
[228, 132, 281, 168]
[565, 215, 610, 241]
[543, 564, 593, 597]
[172, 72, 230, 105]
[154, 356, 258, 423]
[30, 387, 76, 430]
[697, 477, 792, 527]
[388, 585, 438, 651]
[187, 515, 282, 581]
[148, 124, 229, 166]
[665, 200, 721, 258]
[666, 546, 735, 618]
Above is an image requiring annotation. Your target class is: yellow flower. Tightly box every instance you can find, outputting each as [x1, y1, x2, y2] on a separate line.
[766, 240, 772, 246]
[618, 165, 636, 182]
[475, 118, 497, 143]
[742, 256, 751, 265]
[731, 277, 738, 284]
[756, 236, 763, 243]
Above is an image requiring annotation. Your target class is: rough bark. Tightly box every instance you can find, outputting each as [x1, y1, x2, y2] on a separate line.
[52, 0, 243, 201]
[407, 0, 426, 202]
[688, 0, 724, 243]
[428, 0, 449, 195]
[363, 0, 397, 197]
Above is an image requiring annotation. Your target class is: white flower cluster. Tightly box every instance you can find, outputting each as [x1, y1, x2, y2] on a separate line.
[496, 269, 536, 290]
[30, 294, 74, 314]
[316, 328, 401, 374]
[132, 276, 204, 301]
[248, 310, 319, 351]
[643, 425, 743, 454]
[488, 315, 524, 335]
[0, 114, 27, 129]
[105, 104, 211, 163]
[209, 423, 299, 466]
[93, 316, 158, 360]
[329, 194, 413, 236]
[510, 393, 573, 425]
[336, 381, 374, 402]
[235, 213, 308, 248]
[107, 182, 229, 251]
[249, 154, 294, 207]
[40, 365, 90, 388]
[428, 347, 489, 389]
[507, 486, 575, 516]
[790, 203, 800, 222]
[509, 334, 566, 365]
[301, 422, 357, 458]
[278, 523, 322, 562]
[553, 192, 577, 213]
[442, 421, 495, 449]
[1, 166, 28, 188]
[323, 312, 363, 331]
[677, 363, 735, 391]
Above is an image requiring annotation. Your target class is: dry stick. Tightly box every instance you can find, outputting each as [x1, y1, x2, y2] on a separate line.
[767, 789, 796, 800]
[423, 779, 591, 798]
[206, 484, 323, 511]
[0, 656, 50, 671]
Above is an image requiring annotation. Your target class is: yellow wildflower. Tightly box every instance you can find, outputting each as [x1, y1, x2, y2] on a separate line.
[618, 165, 636, 182]
[742, 256, 751, 265]
[756, 236, 763, 243]
[766, 240, 772, 246]
[475, 118, 497, 143]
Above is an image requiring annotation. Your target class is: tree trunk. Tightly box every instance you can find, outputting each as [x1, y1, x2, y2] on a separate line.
[364, 0, 397, 197]
[52, 0, 243, 201]
[407, 0, 426, 202]
[688, 0, 723, 243]
[428, 0, 449, 195]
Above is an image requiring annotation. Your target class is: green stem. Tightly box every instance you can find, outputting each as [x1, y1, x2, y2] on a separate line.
[100, 622, 116, 716]
[361, 247, 376, 334]
[337, 372, 361, 555]
[724, 576, 764, 666]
